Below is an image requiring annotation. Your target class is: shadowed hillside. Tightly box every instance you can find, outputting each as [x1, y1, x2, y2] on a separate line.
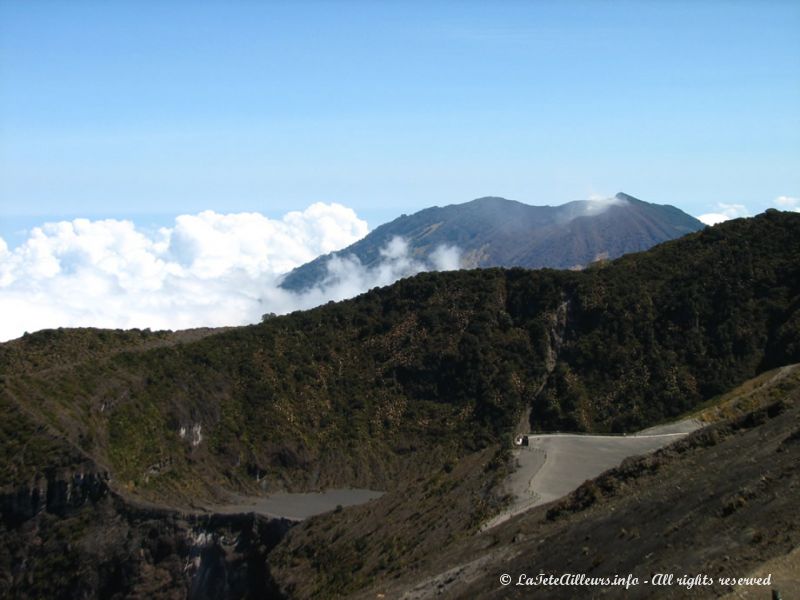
[274, 366, 800, 599]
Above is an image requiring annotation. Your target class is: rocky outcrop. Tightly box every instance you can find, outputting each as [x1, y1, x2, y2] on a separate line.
[0, 475, 294, 599]
[0, 470, 110, 527]
[182, 513, 292, 600]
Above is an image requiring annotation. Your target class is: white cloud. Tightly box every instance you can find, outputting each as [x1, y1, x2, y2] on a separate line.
[584, 194, 627, 213]
[300, 236, 461, 306]
[774, 196, 800, 212]
[697, 197, 800, 225]
[0, 204, 462, 342]
[697, 213, 731, 226]
[429, 244, 462, 271]
[696, 202, 749, 226]
[587, 193, 611, 202]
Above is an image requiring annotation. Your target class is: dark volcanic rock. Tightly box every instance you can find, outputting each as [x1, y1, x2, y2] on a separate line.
[0, 470, 109, 526]
[0, 475, 293, 599]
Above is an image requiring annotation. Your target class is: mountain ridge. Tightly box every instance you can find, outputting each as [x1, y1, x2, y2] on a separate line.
[280, 192, 704, 291]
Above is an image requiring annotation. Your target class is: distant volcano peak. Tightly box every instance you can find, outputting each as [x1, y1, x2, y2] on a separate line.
[280, 194, 705, 291]
[615, 192, 642, 203]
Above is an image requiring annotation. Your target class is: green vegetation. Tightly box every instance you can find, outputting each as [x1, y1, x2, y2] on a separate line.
[682, 364, 800, 424]
[0, 327, 170, 377]
[1, 210, 798, 505]
[537, 209, 800, 431]
[2, 210, 799, 599]
[270, 445, 511, 598]
[0, 394, 87, 487]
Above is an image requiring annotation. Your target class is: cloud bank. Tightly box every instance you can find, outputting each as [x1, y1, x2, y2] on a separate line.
[696, 202, 749, 226]
[0, 204, 461, 342]
[774, 196, 800, 212]
[696, 196, 799, 226]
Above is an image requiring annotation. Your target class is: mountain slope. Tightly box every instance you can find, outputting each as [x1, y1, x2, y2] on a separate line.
[2, 210, 798, 503]
[273, 366, 800, 599]
[1, 210, 798, 598]
[280, 192, 704, 291]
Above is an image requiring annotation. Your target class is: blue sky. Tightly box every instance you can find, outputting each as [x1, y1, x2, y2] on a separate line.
[1, 0, 799, 246]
